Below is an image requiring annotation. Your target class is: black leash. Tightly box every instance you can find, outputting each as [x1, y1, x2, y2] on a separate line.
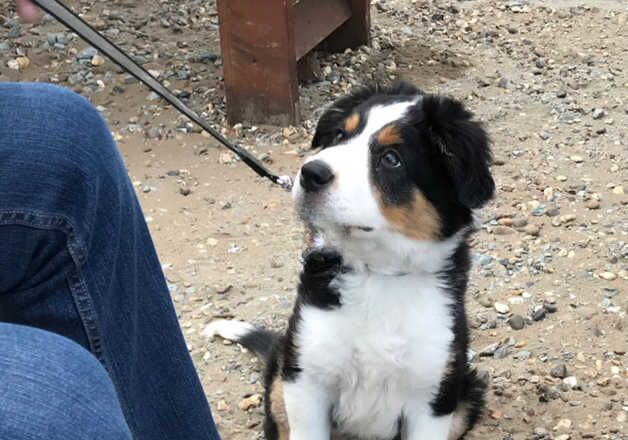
[31, 0, 293, 190]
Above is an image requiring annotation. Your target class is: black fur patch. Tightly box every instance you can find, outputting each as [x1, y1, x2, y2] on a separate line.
[430, 240, 486, 434]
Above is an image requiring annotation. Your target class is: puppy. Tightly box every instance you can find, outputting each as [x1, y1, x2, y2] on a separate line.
[205, 81, 494, 440]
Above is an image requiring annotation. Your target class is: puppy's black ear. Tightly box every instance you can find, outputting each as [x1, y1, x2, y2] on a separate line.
[420, 95, 495, 209]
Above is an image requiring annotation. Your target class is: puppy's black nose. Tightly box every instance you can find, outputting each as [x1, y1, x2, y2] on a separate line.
[300, 160, 334, 192]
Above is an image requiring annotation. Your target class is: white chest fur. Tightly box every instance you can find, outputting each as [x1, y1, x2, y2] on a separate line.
[294, 271, 455, 439]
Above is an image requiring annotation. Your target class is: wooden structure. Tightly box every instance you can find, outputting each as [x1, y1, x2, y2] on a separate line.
[217, 0, 370, 125]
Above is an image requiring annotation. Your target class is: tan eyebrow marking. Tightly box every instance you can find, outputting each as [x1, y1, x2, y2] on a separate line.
[377, 124, 402, 145]
[344, 113, 360, 133]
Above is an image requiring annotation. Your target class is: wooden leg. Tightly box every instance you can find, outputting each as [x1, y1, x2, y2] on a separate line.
[217, 0, 299, 125]
[322, 0, 371, 52]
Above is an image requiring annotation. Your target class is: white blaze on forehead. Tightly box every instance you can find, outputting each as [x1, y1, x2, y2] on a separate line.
[301, 99, 419, 230]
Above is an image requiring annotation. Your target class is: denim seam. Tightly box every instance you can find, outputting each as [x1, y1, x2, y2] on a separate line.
[0, 210, 107, 366]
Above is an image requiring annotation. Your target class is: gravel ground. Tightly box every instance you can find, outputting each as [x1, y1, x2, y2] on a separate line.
[1, 1, 627, 439]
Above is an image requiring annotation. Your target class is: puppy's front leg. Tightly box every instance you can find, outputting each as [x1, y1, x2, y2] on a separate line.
[283, 377, 331, 440]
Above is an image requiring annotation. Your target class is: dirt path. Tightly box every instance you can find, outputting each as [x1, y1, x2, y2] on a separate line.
[1, 1, 626, 439]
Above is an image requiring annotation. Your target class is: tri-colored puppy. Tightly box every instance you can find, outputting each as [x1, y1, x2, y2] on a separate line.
[206, 81, 494, 440]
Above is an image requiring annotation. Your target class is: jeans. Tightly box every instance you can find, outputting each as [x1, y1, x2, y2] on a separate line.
[0, 83, 220, 440]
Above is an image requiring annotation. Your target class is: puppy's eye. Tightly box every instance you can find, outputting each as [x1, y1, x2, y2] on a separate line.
[381, 150, 402, 169]
[333, 129, 345, 143]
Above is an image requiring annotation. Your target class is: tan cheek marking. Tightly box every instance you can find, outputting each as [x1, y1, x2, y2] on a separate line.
[344, 113, 360, 133]
[377, 124, 402, 145]
[270, 377, 290, 440]
[376, 188, 441, 241]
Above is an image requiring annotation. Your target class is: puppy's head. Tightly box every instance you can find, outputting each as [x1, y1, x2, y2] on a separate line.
[293, 82, 494, 272]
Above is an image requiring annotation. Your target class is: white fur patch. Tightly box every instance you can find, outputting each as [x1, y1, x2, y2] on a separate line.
[201, 319, 254, 341]
[290, 270, 455, 439]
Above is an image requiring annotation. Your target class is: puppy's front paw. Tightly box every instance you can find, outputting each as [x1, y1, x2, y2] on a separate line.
[299, 248, 345, 309]
[302, 247, 343, 273]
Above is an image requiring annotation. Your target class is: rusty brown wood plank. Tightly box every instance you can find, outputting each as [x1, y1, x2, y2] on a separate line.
[322, 0, 370, 52]
[293, 0, 352, 60]
[217, 0, 299, 124]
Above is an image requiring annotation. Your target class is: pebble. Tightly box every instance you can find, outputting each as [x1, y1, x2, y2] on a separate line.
[77, 46, 98, 60]
[522, 224, 541, 236]
[598, 272, 617, 281]
[570, 155, 584, 163]
[550, 363, 568, 379]
[238, 393, 262, 411]
[591, 108, 606, 119]
[493, 226, 515, 235]
[179, 187, 191, 196]
[585, 200, 600, 209]
[554, 418, 572, 431]
[509, 314, 525, 330]
[494, 302, 510, 314]
[91, 54, 105, 66]
[562, 376, 578, 389]
[532, 307, 546, 321]
[478, 295, 494, 308]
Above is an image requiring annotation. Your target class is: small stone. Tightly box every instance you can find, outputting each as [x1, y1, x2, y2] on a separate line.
[532, 307, 546, 321]
[146, 127, 160, 139]
[550, 363, 568, 379]
[207, 238, 218, 247]
[554, 418, 572, 431]
[509, 314, 525, 330]
[538, 131, 551, 140]
[179, 187, 191, 196]
[489, 408, 502, 420]
[91, 54, 105, 66]
[77, 46, 98, 60]
[522, 224, 541, 236]
[16, 56, 30, 70]
[598, 272, 617, 281]
[493, 226, 514, 235]
[497, 217, 513, 226]
[562, 376, 578, 389]
[555, 435, 571, 440]
[478, 295, 494, 308]
[238, 393, 262, 411]
[216, 400, 229, 412]
[493, 345, 511, 359]
[494, 302, 510, 314]
[556, 175, 568, 182]
[585, 200, 600, 209]
[544, 303, 558, 313]
[570, 155, 584, 163]
[612, 185, 624, 195]
[591, 108, 606, 120]
[511, 218, 528, 228]
[219, 152, 236, 165]
[270, 257, 284, 269]
[8, 57, 30, 70]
